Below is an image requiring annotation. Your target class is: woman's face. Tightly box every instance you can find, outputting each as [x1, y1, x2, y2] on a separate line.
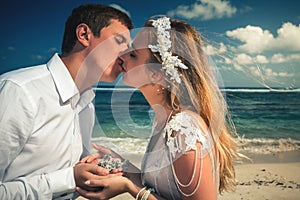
[119, 31, 153, 88]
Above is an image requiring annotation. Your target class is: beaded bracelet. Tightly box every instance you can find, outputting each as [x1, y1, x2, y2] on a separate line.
[141, 189, 151, 200]
[135, 187, 146, 200]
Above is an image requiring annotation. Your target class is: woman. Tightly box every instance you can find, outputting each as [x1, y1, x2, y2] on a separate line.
[77, 16, 239, 200]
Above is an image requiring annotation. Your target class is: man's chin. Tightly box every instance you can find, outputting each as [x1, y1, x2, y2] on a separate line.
[99, 78, 115, 83]
[99, 74, 120, 83]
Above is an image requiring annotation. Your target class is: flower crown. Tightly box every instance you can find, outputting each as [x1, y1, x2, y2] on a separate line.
[148, 17, 188, 84]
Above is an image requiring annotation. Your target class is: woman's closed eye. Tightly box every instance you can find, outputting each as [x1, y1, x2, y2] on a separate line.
[129, 52, 136, 58]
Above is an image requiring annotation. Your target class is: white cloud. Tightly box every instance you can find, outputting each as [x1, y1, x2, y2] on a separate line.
[223, 56, 232, 64]
[232, 62, 243, 71]
[167, 0, 237, 20]
[226, 25, 274, 54]
[32, 55, 43, 60]
[255, 55, 268, 64]
[110, 4, 131, 17]
[48, 47, 58, 53]
[248, 65, 293, 79]
[249, 66, 261, 76]
[272, 22, 300, 51]
[226, 22, 300, 54]
[229, 52, 298, 67]
[204, 43, 227, 55]
[263, 68, 293, 77]
[271, 53, 300, 63]
[8, 46, 15, 51]
[271, 53, 286, 63]
[234, 53, 253, 65]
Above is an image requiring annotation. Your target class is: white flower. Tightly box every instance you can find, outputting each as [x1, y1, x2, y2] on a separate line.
[185, 133, 197, 150]
[148, 17, 188, 84]
[165, 112, 209, 157]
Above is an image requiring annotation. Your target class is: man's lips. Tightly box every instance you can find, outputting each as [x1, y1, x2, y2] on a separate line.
[119, 64, 126, 72]
[119, 63, 127, 72]
[117, 58, 126, 72]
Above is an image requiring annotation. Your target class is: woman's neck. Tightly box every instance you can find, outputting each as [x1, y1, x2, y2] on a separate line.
[152, 105, 173, 125]
[139, 86, 174, 127]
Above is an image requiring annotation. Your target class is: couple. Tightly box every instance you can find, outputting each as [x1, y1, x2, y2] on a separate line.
[77, 17, 239, 200]
[0, 4, 238, 200]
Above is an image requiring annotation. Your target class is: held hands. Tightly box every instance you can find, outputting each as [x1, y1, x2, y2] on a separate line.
[75, 144, 126, 193]
[79, 144, 126, 174]
[76, 176, 131, 200]
[73, 163, 116, 191]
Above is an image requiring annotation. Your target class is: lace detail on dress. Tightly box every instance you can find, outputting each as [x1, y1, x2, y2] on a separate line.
[164, 112, 209, 158]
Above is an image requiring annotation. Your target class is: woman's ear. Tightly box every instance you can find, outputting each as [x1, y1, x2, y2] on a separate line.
[76, 23, 91, 47]
[150, 70, 163, 83]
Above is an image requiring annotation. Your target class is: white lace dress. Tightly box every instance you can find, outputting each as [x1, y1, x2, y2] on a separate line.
[141, 111, 219, 199]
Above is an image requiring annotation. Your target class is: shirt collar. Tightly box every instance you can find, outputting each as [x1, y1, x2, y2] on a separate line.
[47, 53, 96, 110]
[47, 53, 79, 105]
[77, 88, 95, 111]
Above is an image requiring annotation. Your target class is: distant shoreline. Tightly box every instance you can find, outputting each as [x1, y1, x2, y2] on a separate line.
[93, 85, 300, 92]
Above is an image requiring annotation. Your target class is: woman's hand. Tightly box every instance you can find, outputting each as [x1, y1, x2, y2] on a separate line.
[79, 144, 123, 164]
[79, 155, 99, 165]
[92, 144, 124, 160]
[76, 176, 133, 200]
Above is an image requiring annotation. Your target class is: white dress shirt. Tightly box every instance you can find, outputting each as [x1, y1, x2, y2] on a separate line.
[0, 53, 95, 199]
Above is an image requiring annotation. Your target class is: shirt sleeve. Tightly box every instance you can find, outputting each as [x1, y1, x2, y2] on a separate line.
[78, 91, 95, 159]
[0, 167, 76, 200]
[47, 167, 76, 198]
[0, 80, 76, 199]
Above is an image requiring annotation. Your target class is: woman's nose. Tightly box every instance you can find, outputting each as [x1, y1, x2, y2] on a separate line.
[118, 50, 126, 61]
[119, 43, 128, 52]
[118, 46, 131, 60]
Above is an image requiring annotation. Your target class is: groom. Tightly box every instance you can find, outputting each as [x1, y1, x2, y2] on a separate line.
[0, 4, 132, 199]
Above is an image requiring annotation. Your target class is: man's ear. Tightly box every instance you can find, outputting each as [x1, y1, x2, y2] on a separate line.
[76, 23, 91, 47]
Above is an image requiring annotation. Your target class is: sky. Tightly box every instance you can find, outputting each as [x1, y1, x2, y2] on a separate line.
[0, 0, 299, 88]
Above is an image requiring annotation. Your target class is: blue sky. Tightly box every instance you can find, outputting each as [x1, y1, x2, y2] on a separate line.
[1, 0, 299, 88]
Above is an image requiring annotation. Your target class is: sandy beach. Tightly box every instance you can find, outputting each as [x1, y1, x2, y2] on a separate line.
[77, 150, 300, 200]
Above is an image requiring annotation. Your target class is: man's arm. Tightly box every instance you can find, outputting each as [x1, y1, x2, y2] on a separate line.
[0, 80, 110, 199]
[0, 80, 54, 199]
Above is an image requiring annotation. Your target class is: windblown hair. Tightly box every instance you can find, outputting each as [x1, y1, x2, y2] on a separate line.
[144, 18, 239, 193]
[61, 4, 133, 53]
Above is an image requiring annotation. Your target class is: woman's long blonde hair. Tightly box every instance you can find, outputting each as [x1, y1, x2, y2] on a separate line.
[144, 17, 239, 193]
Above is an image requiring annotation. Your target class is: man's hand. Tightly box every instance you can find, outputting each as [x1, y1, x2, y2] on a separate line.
[73, 163, 109, 191]
[73, 163, 123, 191]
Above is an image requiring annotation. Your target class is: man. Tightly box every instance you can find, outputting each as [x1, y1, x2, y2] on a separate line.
[0, 4, 133, 199]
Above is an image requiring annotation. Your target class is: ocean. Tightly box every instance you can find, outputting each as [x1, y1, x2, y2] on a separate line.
[91, 87, 300, 155]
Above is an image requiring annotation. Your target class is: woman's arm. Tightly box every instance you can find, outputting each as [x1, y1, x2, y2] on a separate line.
[76, 176, 167, 200]
[173, 142, 217, 200]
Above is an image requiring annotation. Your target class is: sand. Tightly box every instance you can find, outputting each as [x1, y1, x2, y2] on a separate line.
[77, 150, 300, 200]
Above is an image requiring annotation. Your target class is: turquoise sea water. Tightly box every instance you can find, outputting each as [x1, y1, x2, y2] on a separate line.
[91, 87, 300, 154]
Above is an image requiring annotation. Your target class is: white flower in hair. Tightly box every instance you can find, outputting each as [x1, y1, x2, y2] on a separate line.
[148, 17, 188, 84]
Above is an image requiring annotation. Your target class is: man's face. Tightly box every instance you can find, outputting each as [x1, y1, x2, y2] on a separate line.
[81, 19, 130, 83]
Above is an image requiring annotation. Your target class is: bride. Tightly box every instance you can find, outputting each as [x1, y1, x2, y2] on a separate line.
[77, 16, 239, 200]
